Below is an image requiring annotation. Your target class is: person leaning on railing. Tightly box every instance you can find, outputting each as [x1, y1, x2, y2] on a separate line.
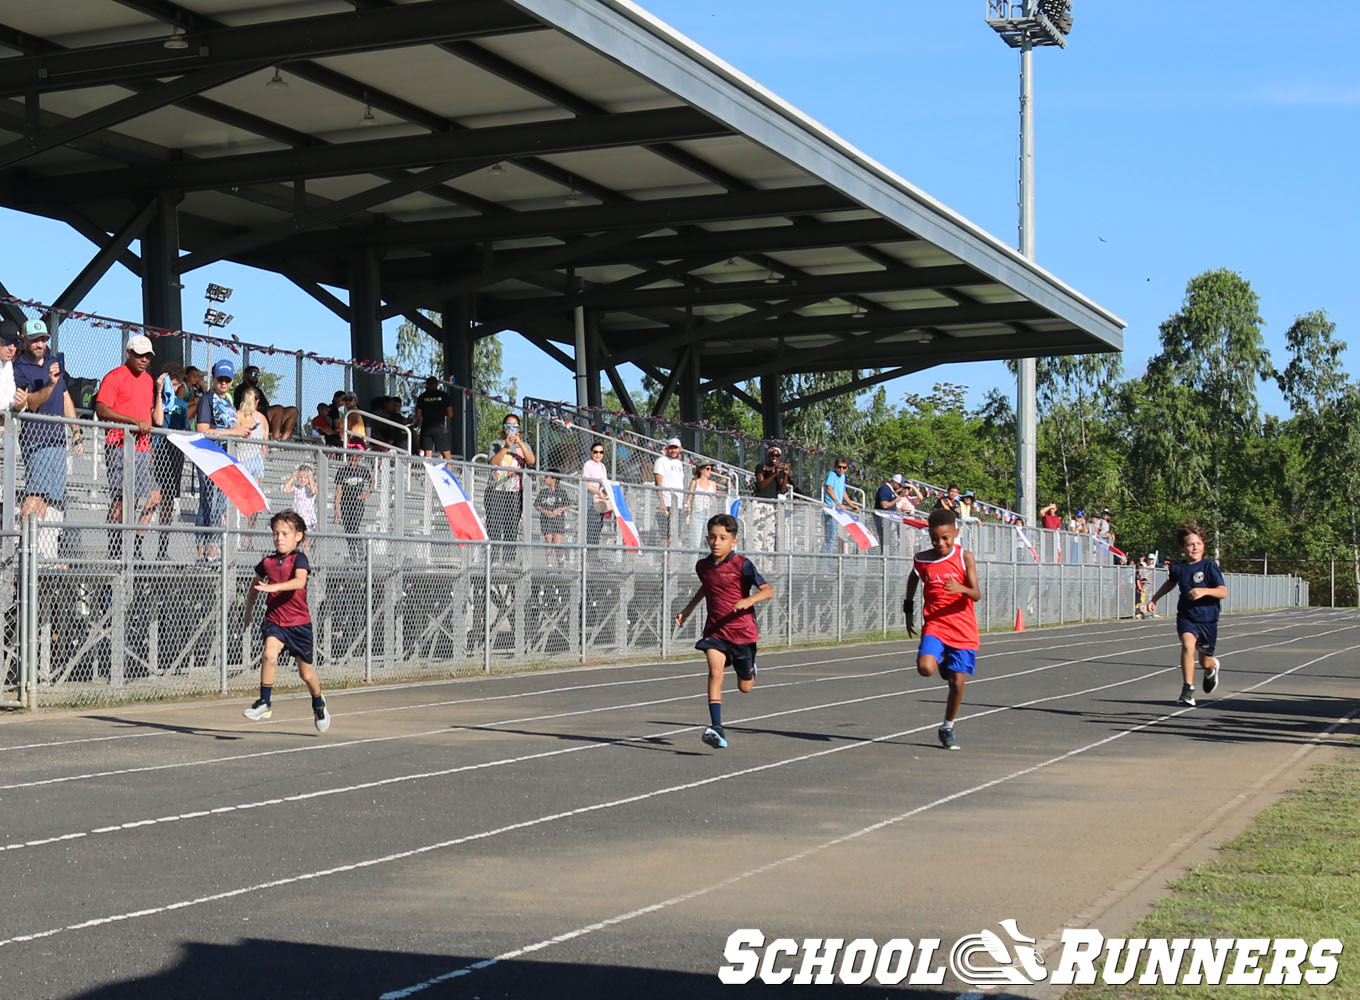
[581, 443, 609, 546]
[94, 334, 165, 559]
[14, 319, 81, 529]
[0, 321, 29, 412]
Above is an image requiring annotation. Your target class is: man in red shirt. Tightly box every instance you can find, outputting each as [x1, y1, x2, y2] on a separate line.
[95, 334, 165, 558]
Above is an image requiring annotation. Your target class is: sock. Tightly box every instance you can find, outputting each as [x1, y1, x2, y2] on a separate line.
[259, 684, 272, 706]
[940, 719, 954, 731]
[312, 695, 326, 711]
[708, 701, 723, 728]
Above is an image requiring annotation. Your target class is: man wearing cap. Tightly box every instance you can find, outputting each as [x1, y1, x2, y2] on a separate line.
[751, 446, 794, 553]
[0, 321, 29, 412]
[14, 319, 82, 526]
[95, 335, 165, 557]
[874, 473, 905, 553]
[653, 438, 687, 547]
[195, 359, 252, 557]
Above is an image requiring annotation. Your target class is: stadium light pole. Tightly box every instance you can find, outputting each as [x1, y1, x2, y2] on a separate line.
[986, 0, 1073, 528]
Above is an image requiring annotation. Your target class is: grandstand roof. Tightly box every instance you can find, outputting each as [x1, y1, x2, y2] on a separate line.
[0, 0, 1124, 392]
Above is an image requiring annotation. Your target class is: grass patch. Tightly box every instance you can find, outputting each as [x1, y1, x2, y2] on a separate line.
[1066, 742, 1360, 999]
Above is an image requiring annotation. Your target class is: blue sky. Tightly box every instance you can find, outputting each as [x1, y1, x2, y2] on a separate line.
[3, 1, 1356, 416]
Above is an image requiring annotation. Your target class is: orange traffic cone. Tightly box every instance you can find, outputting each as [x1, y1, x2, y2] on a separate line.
[1014, 608, 1026, 632]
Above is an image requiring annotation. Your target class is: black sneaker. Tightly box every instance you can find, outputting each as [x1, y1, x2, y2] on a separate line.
[1202, 662, 1220, 695]
[1178, 684, 1196, 707]
[938, 726, 959, 751]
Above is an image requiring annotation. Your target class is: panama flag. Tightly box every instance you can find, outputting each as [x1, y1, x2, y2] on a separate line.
[169, 433, 269, 516]
[1015, 525, 1041, 563]
[424, 462, 487, 541]
[606, 480, 641, 549]
[729, 496, 741, 519]
[1092, 533, 1129, 564]
[826, 506, 878, 551]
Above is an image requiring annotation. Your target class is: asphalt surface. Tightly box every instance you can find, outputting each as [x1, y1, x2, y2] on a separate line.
[2, 609, 1358, 1000]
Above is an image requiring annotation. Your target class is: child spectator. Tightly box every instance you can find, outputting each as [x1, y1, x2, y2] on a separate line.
[333, 448, 372, 561]
[241, 511, 330, 732]
[152, 364, 188, 559]
[1145, 521, 1228, 706]
[534, 470, 572, 563]
[284, 464, 318, 554]
[674, 513, 775, 750]
[903, 506, 982, 750]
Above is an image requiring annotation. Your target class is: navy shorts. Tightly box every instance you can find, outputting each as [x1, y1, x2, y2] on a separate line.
[1176, 618, 1218, 656]
[696, 636, 757, 682]
[917, 634, 977, 675]
[262, 620, 315, 664]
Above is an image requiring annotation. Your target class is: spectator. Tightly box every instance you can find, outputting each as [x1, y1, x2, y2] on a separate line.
[232, 365, 269, 414]
[751, 446, 794, 553]
[94, 334, 164, 559]
[414, 377, 454, 458]
[236, 386, 271, 542]
[486, 412, 534, 561]
[895, 477, 924, 514]
[233, 364, 298, 441]
[195, 359, 252, 559]
[0, 321, 28, 411]
[151, 363, 188, 559]
[381, 394, 410, 451]
[183, 366, 205, 415]
[958, 490, 979, 523]
[686, 460, 720, 549]
[324, 391, 346, 447]
[653, 437, 686, 547]
[822, 456, 858, 554]
[1092, 507, 1115, 542]
[874, 473, 902, 549]
[534, 470, 572, 564]
[341, 393, 366, 448]
[308, 403, 333, 440]
[332, 448, 373, 562]
[15, 320, 82, 530]
[581, 442, 610, 546]
[934, 484, 961, 514]
[283, 464, 318, 555]
[1069, 508, 1087, 534]
[1039, 502, 1063, 531]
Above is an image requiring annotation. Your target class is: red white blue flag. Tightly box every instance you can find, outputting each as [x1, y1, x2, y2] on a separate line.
[1015, 525, 1041, 563]
[168, 433, 269, 516]
[607, 481, 641, 549]
[826, 506, 878, 551]
[424, 462, 488, 541]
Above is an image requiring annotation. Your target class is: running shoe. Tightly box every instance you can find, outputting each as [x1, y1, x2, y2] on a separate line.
[1202, 662, 1220, 695]
[1178, 684, 1197, 707]
[243, 699, 272, 721]
[314, 702, 332, 733]
[938, 726, 959, 751]
[701, 726, 728, 749]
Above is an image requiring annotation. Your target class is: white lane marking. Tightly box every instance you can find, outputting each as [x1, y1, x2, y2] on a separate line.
[376, 638, 1360, 998]
[4, 626, 1357, 954]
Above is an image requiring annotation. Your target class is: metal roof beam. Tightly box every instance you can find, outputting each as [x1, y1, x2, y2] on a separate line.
[8, 108, 727, 202]
[0, 1, 541, 97]
[50, 199, 158, 313]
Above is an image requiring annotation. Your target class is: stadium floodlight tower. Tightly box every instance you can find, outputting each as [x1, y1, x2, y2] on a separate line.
[986, 0, 1074, 529]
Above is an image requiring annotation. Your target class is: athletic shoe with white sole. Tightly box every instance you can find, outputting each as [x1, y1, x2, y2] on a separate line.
[938, 726, 959, 751]
[243, 699, 272, 721]
[1178, 683, 1196, 707]
[1202, 663, 1220, 695]
[701, 726, 728, 749]
[314, 702, 331, 733]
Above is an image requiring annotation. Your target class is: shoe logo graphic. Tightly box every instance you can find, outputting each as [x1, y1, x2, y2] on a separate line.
[948, 918, 1047, 987]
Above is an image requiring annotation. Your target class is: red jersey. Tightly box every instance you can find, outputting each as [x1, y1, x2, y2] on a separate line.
[913, 542, 979, 650]
[695, 552, 766, 644]
[255, 550, 312, 627]
[95, 364, 154, 451]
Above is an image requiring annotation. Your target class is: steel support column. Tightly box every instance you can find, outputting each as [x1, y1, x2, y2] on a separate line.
[140, 191, 184, 368]
[678, 346, 700, 450]
[442, 296, 476, 459]
[760, 375, 784, 440]
[348, 247, 384, 405]
[585, 311, 603, 409]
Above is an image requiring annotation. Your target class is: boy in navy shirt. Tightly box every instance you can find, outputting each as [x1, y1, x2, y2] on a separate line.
[1146, 521, 1228, 707]
[675, 513, 774, 749]
[241, 511, 331, 731]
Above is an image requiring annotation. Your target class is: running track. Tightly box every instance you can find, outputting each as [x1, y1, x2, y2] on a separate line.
[1, 610, 1357, 999]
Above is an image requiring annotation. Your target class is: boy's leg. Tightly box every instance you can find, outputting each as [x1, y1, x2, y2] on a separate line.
[703, 648, 729, 748]
[1199, 624, 1220, 693]
[1177, 628, 1198, 705]
[943, 668, 966, 723]
[244, 636, 284, 720]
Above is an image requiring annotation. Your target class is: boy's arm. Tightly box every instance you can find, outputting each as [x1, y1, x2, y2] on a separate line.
[734, 582, 774, 612]
[674, 587, 704, 626]
[256, 568, 309, 594]
[242, 574, 262, 623]
[958, 550, 983, 601]
[902, 569, 919, 635]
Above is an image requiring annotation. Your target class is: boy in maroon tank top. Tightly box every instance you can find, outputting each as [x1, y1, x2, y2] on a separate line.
[675, 513, 774, 750]
[903, 507, 981, 750]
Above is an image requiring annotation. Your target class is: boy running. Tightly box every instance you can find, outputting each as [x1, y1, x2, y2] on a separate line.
[675, 513, 774, 749]
[241, 511, 331, 732]
[1146, 521, 1227, 707]
[903, 507, 981, 750]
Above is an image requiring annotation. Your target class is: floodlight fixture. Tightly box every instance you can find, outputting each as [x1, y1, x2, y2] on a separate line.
[163, 25, 189, 51]
[204, 308, 234, 328]
[266, 67, 288, 90]
[205, 283, 233, 303]
[985, 0, 1073, 48]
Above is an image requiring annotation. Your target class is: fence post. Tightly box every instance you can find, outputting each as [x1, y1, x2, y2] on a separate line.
[580, 537, 588, 663]
[661, 547, 670, 659]
[219, 538, 230, 693]
[1080, 562, 1086, 622]
[295, 352, 304, 415]
[786, 551, 794, 648]
[483, 541, 492, 673]
[836, 554, 844, 642]
[365, 538, 374, 683]
[881, 548, 889, 638]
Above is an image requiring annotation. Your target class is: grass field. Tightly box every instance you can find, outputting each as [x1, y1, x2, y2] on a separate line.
[1068, 740, 1360, 999]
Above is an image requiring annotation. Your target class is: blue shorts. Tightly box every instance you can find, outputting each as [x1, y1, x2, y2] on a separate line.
[23, 444, 68, 502]
[262, 620, 315, 664]
[1176, 618, 1218, 656]
[696, 636, 757, 682]
[105, 447, 156, 504]
[917, 634, 977, 675]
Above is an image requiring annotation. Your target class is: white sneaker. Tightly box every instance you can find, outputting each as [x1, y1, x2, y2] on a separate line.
[314, 702, 331, 733]
[243, 699, 271, 721]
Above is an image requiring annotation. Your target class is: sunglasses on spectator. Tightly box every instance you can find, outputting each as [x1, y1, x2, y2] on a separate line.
[836, 464, 848, 470]
[215, 376, 233, 383]
[591, 449, 604, 455]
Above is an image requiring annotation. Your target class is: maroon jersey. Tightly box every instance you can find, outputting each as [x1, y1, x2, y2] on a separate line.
[695, 552, 766, 644]
[255, 550, 311, 627]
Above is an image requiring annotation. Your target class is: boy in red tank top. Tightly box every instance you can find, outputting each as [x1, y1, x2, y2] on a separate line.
[675, 513, 774, 750]
[903, 507, 981, 750]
